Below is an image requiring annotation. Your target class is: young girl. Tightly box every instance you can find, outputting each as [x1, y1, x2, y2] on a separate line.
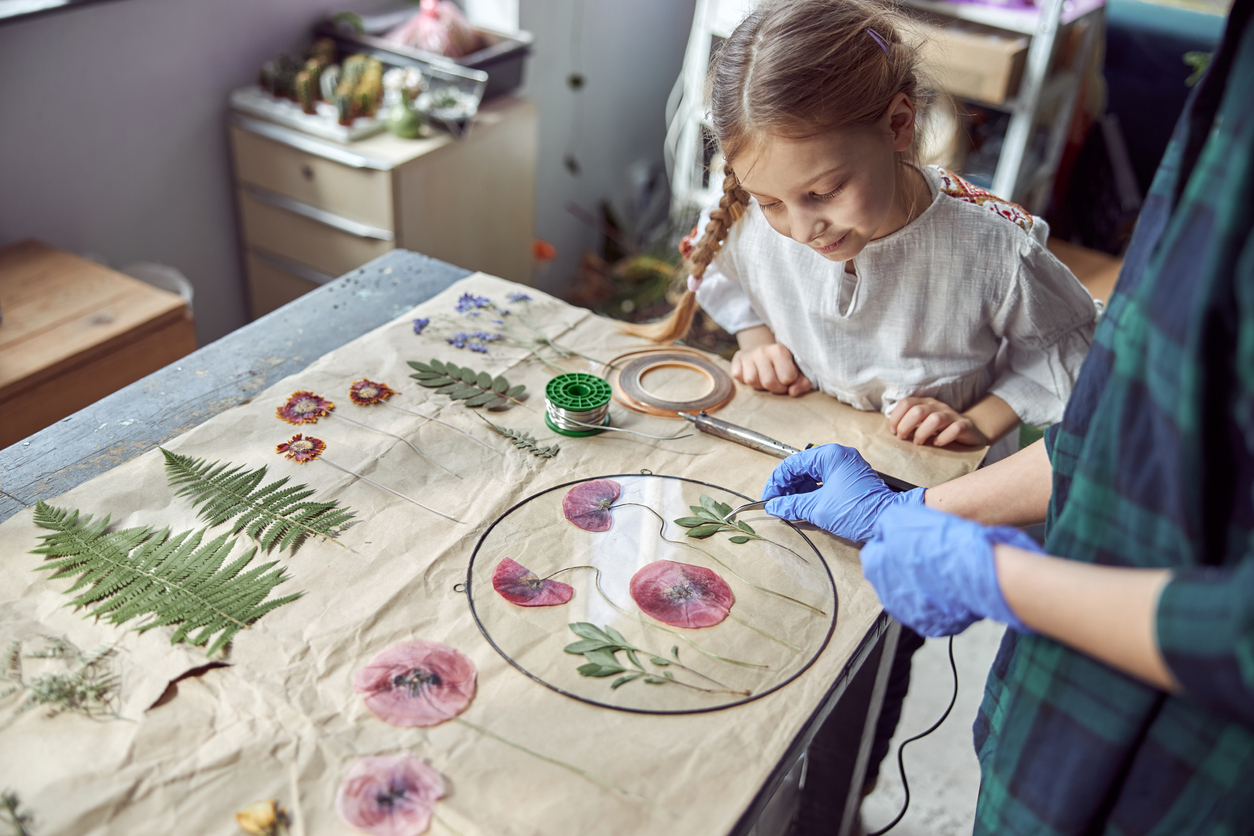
[634, 0, 1103, 819]
[643, 0, 1101, 464]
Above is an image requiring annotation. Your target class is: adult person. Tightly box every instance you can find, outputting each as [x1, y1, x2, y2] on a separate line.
[761, 1, 1254, 831]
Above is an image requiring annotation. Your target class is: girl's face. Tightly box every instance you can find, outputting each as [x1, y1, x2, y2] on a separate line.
[734, 94, 918, 262]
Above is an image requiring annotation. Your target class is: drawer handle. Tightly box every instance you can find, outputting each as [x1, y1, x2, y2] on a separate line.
[244, 185, 395, 242]
[251, 249, 337, 286]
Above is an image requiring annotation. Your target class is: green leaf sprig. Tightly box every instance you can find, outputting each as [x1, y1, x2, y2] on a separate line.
[408, 359, 526, 409]
[161, 449, 355, 554]
[475, 414, 559, 458]
[1, 636, 123, 720]
[0, 790, 34, 836]
[565, 622, 748, 697]
[674, 495, 762, 544]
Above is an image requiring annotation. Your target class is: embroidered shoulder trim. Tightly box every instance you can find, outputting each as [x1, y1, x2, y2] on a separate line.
[935, 168, 1034, 234]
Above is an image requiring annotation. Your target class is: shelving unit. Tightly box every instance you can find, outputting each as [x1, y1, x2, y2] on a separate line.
[667, 0, 1104, 216]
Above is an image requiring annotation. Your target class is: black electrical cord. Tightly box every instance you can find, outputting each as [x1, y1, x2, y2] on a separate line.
[865, 635, 960, 836]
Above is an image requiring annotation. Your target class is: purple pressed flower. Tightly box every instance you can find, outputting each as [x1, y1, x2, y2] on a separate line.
[412, 317, 430, 335]
[446, 333, 468, 348]
[455, 293, 491, 313]
[507, 292, 532, 303]
[469, 344, 488, 353]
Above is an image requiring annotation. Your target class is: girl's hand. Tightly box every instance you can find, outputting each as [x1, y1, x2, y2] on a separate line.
[889, 397, 989, 447]
[731, 344, 814, 396]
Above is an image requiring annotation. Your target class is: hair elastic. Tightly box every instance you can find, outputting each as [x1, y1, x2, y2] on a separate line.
[866, 27, 890, 54]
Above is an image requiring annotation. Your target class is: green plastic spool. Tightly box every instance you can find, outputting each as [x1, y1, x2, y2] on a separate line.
[544, 372, 613, 437]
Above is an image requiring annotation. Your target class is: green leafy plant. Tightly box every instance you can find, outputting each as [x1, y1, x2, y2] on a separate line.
[161, 449, 355, 554]
[674, 495, 763, 544]
[1, 636, 122, 720]
[408, 359, 526, 409]
[475, 415, 559, 458]
[0, 791, 34, 836]
[565, 622, 748, 697]
[30, 501, 302, 656]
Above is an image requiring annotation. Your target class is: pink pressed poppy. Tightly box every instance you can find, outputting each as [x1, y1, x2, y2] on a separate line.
[335, 753, 445, 836]
[562, 479, 622, 532]
[354, 640, 476, 727]
[629, 560, 735, 628]
[492, 557, 574, 607]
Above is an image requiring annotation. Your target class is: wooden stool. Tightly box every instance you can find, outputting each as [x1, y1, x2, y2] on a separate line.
[0, 240, 197, 448]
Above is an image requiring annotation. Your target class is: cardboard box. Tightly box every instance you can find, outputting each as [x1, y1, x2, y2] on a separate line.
[913, 17, 1029, 105]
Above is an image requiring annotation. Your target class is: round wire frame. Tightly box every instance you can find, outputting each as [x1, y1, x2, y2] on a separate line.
[465, 472, 839, 714]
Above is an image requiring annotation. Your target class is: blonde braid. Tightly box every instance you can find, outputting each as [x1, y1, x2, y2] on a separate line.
[624, 163, 751, 343]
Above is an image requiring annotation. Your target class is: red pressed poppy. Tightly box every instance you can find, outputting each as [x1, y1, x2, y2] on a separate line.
[350, 379, 397, 405]
[629, 560, 734, 628]
[277, 391, 334, 425]
[335, 753, 445, 836]
[492, 557, 574, 607]
[354, 640, 477, 728]
[276, 434, 326, 463]
[562, 479, 622, 532]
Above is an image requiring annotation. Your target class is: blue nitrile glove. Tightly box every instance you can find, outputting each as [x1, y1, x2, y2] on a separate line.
[760, 444, 926, 542]
[862, 504, 1044, 637]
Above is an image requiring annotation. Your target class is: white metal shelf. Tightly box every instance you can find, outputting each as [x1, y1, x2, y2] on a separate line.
[899, 0, 1104, 35]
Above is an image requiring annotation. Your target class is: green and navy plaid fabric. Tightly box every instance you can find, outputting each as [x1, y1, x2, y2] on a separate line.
[971, 4, 1254, 833]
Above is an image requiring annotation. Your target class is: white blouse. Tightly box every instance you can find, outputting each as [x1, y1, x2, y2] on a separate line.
[695, 166, 1101, 441]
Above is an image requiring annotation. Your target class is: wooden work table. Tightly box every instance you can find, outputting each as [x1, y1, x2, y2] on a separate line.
[0, 250, 904, 836]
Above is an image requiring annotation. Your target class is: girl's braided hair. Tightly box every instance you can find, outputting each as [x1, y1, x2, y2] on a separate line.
[629, 0, 933, 343]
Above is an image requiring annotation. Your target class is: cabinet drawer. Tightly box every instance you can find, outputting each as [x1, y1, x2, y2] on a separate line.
[238, 188, 393, 278]
[231, 125, 394, 229]
[244, 251, 332, 318]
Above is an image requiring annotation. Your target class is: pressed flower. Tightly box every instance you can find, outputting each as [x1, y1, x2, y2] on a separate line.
[276, 435, 462, 524]
[277, 391, 333, 425]
[508, 291, 533, 303]
[492, 557, 573, 607]
[454, 292, 491, 313]
[562, 479, 622, 532]
[335, 753, 445, 836]
[235, 799, 289, 836]
[354, 640, 477, 727]
[276, 433, 326, 463]
[349, 379, 397, 405]
[630, 560, 734, 629]
[412, 317, 430, 335]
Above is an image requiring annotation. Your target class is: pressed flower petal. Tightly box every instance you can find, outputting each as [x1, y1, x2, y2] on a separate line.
[354, 640, 477, 728]
[335, 753, 445, 836]
[492, 557, 573, 607]
[561, 479, 622, 532]
[276, 434, 326, 463]
[277, 391, 334, 425]
[350, 379, 397, 405]
[629, 560, 734, 628]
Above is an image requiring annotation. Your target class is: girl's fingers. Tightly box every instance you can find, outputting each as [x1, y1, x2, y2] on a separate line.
[768, 349, 799, 387]
[788, 375, 813, 397]
[933, 421, 966, 447]
[896, 404, 928, 440]
[913, 412, 947, 445]
[730, 352, 745, 382]
[889, 398, 922, 432]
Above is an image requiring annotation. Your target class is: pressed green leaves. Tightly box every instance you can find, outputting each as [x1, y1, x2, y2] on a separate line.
[475, 415, 560, 459]
[674, 495, 759, 544]
[30, 501, 302, 656]
[564, 623, 747, 697]
[407, 359, 525, 409]
[161, 449, 355, 553]
[1, 636, 121, 719]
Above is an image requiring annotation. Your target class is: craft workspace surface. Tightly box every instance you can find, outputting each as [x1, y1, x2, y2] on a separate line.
[0, 259, 984, 835]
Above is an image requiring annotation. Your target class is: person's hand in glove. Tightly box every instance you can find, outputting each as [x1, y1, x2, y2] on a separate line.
[760, 443, 926, 542]
[863, 503, 1043, 637]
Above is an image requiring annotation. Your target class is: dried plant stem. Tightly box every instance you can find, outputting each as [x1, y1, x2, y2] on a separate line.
[728, 612, 801, 652]
[379, 401, 497, 452]
[432, 811, 465, 836]
[615, 503, 825, 616]
[544, 566, 768, 670]
[319, 458, 464, 525]
[328, 412, 461, 479]
[453, 717, 662, 810]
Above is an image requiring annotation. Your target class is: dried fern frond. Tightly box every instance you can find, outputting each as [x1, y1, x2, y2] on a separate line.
[475, 414, 560, 458]
[30, 501, 302, 656]
[0, 790, 34, 836]
[161, 448, 355, 554]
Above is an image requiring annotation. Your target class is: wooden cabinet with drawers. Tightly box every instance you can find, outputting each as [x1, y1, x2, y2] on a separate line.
[229, 96, 538, 318]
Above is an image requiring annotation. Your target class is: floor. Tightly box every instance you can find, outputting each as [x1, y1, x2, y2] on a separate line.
[858, 620, 1007, 836]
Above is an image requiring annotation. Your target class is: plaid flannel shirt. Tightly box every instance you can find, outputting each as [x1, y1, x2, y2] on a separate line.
[972, 4, 1254, 833]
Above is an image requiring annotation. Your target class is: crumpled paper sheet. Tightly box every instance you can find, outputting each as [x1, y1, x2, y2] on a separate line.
[0, 274, 984, 835]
